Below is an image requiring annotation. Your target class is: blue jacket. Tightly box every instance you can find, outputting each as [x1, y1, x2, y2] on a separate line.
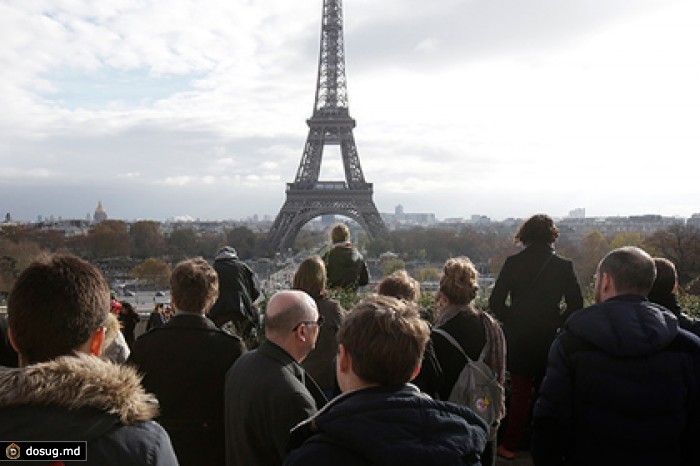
[284, 384, 488, 466]
[532, 295, 700, 466]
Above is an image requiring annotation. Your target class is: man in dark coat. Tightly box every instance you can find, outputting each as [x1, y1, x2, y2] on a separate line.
[323, 223, 369, 291]
[207, 246, 261, 328]
[0, 254, 177, 465]
[129, 257, 245, 466]
[225, 290, 326, 466]
[532, 246, 700, 466]
[284, 295, 488, 466]
[488, 214, 583, 459]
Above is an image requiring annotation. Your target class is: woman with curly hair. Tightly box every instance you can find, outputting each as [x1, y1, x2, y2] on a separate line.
[489, 213, 583, 460]
[416, 256, 506, 466]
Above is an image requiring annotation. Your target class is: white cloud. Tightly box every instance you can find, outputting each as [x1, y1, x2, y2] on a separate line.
[0, 0, 699, 222]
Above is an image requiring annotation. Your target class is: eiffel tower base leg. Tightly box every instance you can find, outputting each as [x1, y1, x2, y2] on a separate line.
[266, 187, 387, 253]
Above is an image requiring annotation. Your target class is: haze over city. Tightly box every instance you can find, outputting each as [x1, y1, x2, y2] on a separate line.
[2, 0, 699, 223]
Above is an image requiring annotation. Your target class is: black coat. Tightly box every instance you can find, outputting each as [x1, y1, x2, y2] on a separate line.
[323, 245, 369, 291]
[489, 243, 583, 376]
[208, 256, 260, 327]
[284, 384, 488, 466]
[128, 313, 245, 466]
[532, 295, 700, 466]
[225, 340, 326, 466]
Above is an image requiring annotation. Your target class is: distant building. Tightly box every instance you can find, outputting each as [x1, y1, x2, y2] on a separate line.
[382, 205, 436, 229]
[558, 214, 683, 242]
[93, 201, 108, 223]
[688, 214, 700, 229]
[568, 208, 586, 219]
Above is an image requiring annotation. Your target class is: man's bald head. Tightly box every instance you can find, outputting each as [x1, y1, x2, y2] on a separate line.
[264, 290, 318, 337]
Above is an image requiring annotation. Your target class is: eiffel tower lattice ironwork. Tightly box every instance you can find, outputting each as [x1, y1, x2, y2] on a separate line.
[266, 0, 388, 251]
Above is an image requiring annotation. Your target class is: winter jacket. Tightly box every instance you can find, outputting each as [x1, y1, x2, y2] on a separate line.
[323, 244, 369, 291]
[284, 384, 488, 466]
[489, 243, 583, 376]
[128, 312, 245, 466]
[207, 249, 260, 327]
[225, 340, 326, 466]
[532, 295, 700, 466]
[648, 289, 700, 337]
[0, 354, 178, 466]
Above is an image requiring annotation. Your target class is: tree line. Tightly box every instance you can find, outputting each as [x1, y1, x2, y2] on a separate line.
[2, 220, 700, 298]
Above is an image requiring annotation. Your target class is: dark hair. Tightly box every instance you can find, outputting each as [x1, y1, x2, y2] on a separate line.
[378, 269, 421, 302]
[293, 256, 326, 299]
[8, 254, 110, 364]
[338, 295, 429, 386]
[650, 258, 677, 296]
[170, 257, 218, 314]
[515, 214, 559, 245]
[120, 301, 137, 316]
[439, 257, 478, 305]
[598, 247, 656, 295]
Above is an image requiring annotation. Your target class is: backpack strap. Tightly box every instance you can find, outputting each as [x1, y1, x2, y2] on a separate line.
[434, 319, 493, 364]
[433, 327, 473, 363]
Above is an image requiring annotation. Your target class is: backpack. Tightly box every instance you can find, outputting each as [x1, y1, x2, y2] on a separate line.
[433, 327, 504, 428]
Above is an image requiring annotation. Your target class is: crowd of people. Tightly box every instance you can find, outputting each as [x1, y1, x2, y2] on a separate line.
[1, 217, 700, 466]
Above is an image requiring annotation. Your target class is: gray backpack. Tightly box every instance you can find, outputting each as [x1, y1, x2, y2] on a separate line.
[433, 327, 504, 427]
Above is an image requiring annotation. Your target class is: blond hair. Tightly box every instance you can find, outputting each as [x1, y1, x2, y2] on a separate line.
[377, 269, 421, 302]
[439, 257, 479, 305]
[330, 223, 350, 243]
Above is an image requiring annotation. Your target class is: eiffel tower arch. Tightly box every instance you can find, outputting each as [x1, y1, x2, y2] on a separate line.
[266, 0, 388, 252]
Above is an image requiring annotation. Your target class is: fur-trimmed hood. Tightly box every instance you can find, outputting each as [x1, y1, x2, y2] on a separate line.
[0, 353, 158, 425]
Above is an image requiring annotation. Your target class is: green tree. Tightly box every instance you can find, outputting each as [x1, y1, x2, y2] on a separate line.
[609, 232, 645, 250]
[88, 220, 130, 258]
[381, 258, 406, 277]
[131, 258, 171, 288]
[575, 230, 610, 290]
[414, 267, 440, 282]
[645, 224, 700, 286]
[0, 238, 43, 293]
[226, 226, 259, 259]
[130, 221, 166, 259]
[365, 237, 393, 258]
[168, 228, 198, 260]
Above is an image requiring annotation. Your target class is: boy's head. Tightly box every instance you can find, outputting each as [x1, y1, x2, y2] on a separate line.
[170, 257, 219, 314]
[337, 295, 429, 390]
[8, 254, 110, 365]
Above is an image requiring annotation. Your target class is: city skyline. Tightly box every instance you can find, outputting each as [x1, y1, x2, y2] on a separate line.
[1, 1, 699, 222]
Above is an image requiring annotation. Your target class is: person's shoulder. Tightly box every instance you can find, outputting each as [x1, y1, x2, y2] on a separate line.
[285, 435, 367, 466]
[94, 419, 177, 465]
[670, 328, 700, 353]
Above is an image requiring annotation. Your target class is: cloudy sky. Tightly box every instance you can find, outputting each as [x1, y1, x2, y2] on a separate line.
[1, 0, 699, 223]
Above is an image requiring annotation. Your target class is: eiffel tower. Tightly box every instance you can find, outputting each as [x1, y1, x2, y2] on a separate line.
[266, 0, 388, 252]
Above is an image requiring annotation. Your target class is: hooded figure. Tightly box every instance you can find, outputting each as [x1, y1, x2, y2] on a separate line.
[207, 246, 261, 328]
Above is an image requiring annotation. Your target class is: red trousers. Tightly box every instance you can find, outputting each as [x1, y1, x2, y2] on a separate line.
[499, 373, 541, 451]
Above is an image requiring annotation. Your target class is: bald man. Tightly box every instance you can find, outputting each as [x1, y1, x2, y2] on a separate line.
[224, 291, 327, 466]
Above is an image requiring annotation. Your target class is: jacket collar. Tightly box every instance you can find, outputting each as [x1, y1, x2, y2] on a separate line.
[165, 312, 218, 330]
[0, 353, 158, 425]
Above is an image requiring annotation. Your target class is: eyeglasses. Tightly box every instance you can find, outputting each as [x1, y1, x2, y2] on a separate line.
[292, 315, 325, 332]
